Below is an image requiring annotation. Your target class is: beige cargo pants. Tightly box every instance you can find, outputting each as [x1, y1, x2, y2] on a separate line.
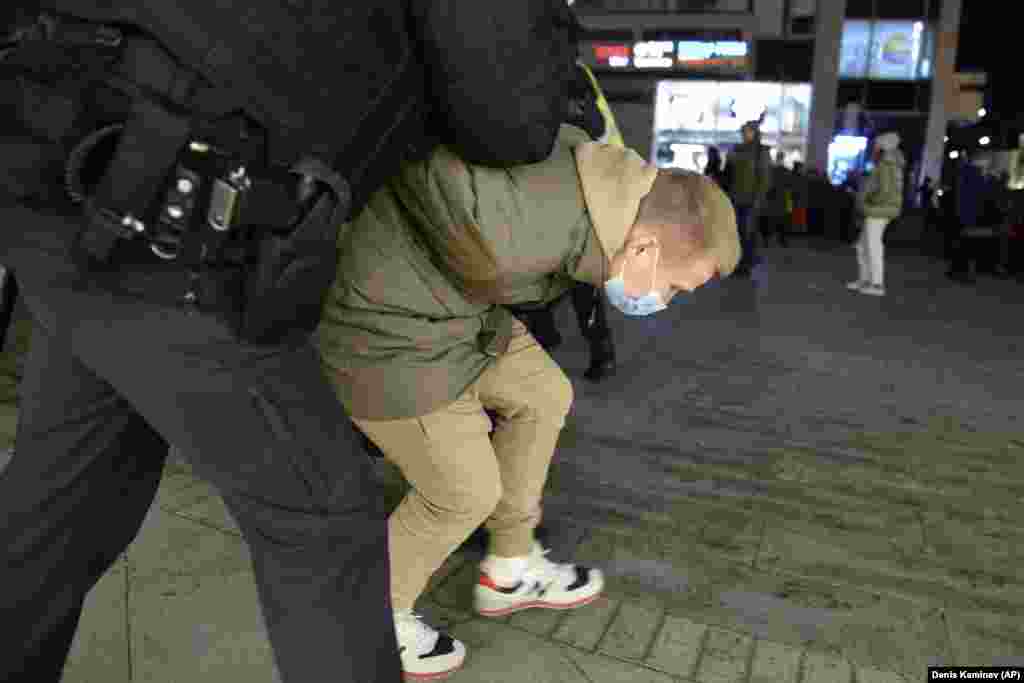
[353, 321, 574, 611]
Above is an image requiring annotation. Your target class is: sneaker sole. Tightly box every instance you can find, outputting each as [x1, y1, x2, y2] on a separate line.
[403, 663, 465, 682]
[475, 590, 603, 618]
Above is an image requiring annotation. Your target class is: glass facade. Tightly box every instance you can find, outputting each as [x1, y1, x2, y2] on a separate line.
[839, 19, 933, 81]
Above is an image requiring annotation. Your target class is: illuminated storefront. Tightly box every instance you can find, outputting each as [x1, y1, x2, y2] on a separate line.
[573, 0, 962, 188]
[652, 80, 812, 171]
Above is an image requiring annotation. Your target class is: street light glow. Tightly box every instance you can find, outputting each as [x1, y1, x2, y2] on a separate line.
[944, 136, 949, 142]
[979, 136, 991, 146]
[978, 108, 987, 117]
[949, 151, 960, 160]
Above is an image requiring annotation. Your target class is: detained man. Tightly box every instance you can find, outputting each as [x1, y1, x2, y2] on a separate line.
[315, 124, 740, 680]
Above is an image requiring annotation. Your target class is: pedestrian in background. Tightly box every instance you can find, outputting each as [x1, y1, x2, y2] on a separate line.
[946, 153, 991, 284]
[704, 146, 726, 188]
[723, 122, 773, 278]
[759, 151, 791, 247]
[848, 132, 905, 296]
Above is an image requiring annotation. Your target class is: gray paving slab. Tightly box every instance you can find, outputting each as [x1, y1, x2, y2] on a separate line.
[506, 606, 567, 638]
[550, 595, 621, 651]
[596, 600, 663, 661]
[857, 667, 910, 683]
[802, 650, 854, 683]
[450, 617, 674, 683]
[748, 639, 802, 683]
[693, 626, 752, 683]
[62, 557, 130, 683]
[645, 613, 705, 678]
[944, 609, 1024, 668]
[130, 570, 279, 683]
[126, 495, 252, 600]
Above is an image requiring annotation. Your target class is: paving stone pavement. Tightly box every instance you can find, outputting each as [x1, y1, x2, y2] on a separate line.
[4, 241, 1024, 682]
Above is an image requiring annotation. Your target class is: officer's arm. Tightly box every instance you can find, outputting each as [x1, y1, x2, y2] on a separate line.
[410, 0, 575, 167]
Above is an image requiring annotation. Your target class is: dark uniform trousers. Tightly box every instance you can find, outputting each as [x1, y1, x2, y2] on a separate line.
[0, 209, 402, 683]
[512, 282, 612, 353]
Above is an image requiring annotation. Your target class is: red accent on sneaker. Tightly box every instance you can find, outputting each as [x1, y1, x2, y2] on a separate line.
[477, 573, 519, 591]
[476, 589, 602, 617]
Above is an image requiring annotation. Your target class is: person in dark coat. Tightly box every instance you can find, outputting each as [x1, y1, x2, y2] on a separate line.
[704, 146, 725, 187]
[946, 155, 992, 283]
[0, 2, 580, 681]
[722, 122, 773, 277]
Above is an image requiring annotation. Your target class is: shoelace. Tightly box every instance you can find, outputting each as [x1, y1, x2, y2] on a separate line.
[394, 611, 436, 654]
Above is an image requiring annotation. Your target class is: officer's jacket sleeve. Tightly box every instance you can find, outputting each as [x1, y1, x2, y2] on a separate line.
[409, 0, 576, 167]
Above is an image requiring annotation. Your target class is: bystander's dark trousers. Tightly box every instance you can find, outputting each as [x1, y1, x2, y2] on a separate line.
[0, 267, 17, 351]
[758, 214, 789, 247]
[943, 216, 962, 263]
[734, 204, 761, 272]
[508, 282, 614, 357]
[569, 281, 613, 355]
[0, 209, 401, 683]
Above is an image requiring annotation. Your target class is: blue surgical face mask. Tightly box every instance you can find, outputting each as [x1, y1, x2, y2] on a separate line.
[604, 243, 669, 317]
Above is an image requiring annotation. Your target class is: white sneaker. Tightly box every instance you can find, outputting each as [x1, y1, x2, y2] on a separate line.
[474, 543, 604, 617]
[861, 284, 886, 296]
[846, 280, 868, 291]
[394, 610, 466, 681]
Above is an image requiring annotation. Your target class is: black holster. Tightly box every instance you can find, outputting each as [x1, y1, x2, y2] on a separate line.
[239, 160, 350, 345]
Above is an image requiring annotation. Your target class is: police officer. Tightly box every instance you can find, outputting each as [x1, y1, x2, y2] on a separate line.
[0, 2, 577, 681]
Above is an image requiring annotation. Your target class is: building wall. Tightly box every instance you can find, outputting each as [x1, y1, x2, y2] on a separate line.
[920, 0, 962, 187]
[583, 0, 956, 176]
[578, 0, 785, 38]
[581, 0, 790, 160]
[948, 72, 987, 123]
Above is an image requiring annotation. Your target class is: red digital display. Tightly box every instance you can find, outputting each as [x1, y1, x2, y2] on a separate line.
[592, 43, 631, 66]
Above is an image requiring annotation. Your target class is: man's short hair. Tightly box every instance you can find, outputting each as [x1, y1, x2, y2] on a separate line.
[636, 170, 740, 277]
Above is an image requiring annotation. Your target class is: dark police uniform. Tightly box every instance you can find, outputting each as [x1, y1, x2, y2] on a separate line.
[0, 2, 577, 681]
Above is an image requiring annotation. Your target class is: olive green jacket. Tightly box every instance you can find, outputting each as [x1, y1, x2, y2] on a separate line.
[857, 149, 906, 220]
[725, 142, 772, 207]
[316, 125, 614, 420]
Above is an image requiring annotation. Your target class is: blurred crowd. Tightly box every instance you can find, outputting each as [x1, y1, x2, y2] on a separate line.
[702, 129, 1024, 290]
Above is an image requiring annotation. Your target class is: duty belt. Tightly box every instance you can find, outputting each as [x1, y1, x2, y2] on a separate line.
[7, 12, 349, 269]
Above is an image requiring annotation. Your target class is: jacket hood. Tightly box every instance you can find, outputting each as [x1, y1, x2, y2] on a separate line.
[875, 132, 900, 151]
[573, 141, 659, 274]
